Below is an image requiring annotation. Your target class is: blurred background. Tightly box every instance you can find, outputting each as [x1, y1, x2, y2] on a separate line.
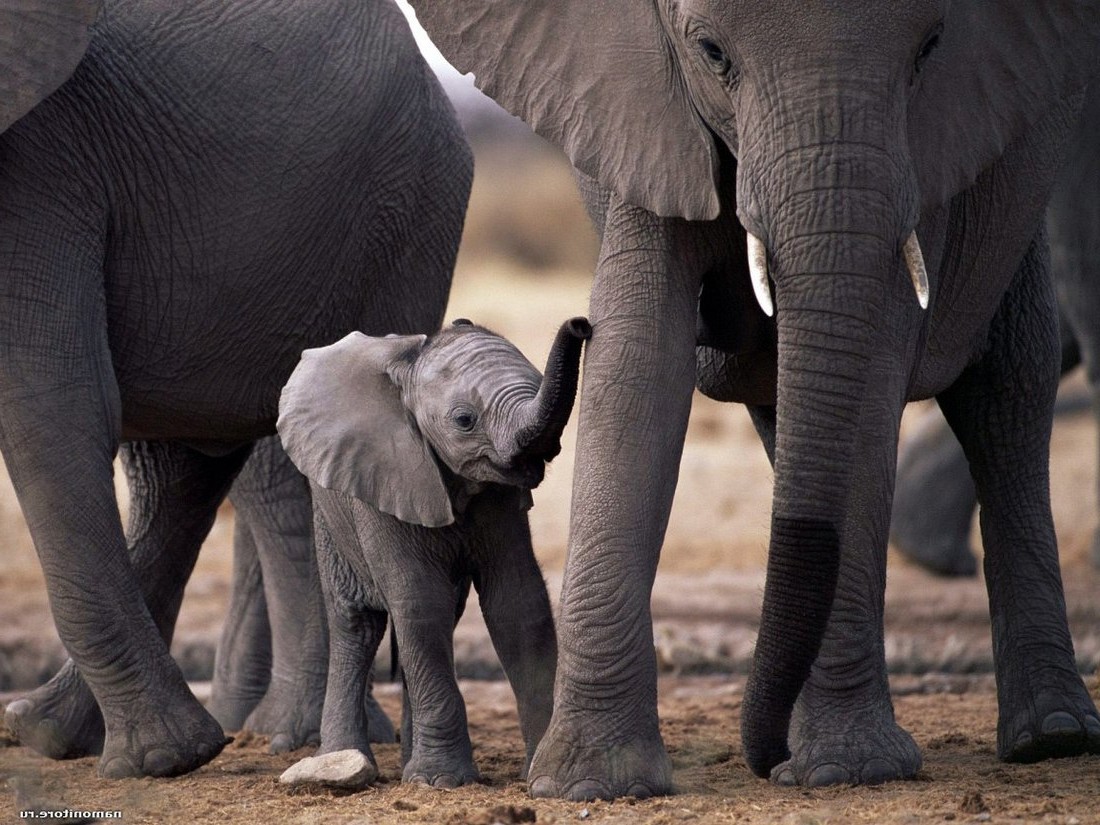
[0, 2, 1096, 695]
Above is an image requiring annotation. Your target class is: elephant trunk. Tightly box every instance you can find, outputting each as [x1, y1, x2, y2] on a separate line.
[737, 135, 916, 776]
[513, 317, 592, 460]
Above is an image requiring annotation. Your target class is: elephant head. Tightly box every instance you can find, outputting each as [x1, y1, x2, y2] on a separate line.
[277, 317, 591, 528]
[1, 0, 101, 133]
[408, 0, 1100, 781]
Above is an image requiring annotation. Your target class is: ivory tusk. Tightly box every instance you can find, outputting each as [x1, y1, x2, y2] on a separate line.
[903, 231, 929, 310]
[747, 232, 774, 317]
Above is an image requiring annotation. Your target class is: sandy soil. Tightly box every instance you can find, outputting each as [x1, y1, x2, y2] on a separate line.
[2, 145, 1100, 823]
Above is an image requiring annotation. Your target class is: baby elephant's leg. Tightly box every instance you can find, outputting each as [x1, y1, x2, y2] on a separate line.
[314, 517, 387, 761]
[470, 498, 557, 775]
[388, 571, 477, 788]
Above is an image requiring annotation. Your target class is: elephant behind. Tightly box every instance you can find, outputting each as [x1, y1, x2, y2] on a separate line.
[0, 0, 471, 778]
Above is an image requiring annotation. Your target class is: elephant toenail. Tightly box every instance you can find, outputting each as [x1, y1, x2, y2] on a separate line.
[432, 774, 461, 789]
[1013, 730, 1034, 752]
[1040, 712, 1080, 737]
[771, 767, 798, 786]
[528, 776, 559, 798]
[861, 758, 898, 785]
[5, 699, 31, 723]
[563, 779, 615, 801]
[100, 757, 139, 779]
[1085, 716, 1100, 740]
[143, 748, 179, 776]
[625, 782, 656, 799]
[806, 763, 852, 787]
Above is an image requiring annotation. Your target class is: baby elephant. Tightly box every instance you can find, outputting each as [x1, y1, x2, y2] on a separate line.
[276, 317, 591, 788]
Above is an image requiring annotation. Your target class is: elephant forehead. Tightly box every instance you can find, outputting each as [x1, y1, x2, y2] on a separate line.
[416, 334, 541, 394]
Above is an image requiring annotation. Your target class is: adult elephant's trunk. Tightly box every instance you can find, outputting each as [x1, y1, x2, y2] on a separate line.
[737, 134, 918, 776]
[513, 317, 592, 460]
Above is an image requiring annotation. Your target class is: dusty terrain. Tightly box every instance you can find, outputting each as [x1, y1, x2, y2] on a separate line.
[2, 140, 1100, 823]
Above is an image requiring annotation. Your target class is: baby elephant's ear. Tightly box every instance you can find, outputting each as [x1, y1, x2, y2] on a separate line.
[277, 332, 455, 528]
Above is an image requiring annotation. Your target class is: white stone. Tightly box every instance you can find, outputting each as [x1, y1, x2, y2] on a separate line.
[279, 749, 377, 790]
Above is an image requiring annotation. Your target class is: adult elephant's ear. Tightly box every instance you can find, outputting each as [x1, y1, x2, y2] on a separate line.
[910, 0, 1100, 210]
[408, 0, 720, 221]
[278, 333, 455, 529]
[0, 0, 101, 133]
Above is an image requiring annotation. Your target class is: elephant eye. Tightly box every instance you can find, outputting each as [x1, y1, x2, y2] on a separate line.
[450, 408, 478, 432]
[697, 37, 731, 74]
[913, 24, 943, 75]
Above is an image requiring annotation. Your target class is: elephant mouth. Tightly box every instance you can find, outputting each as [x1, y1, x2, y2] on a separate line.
[504, 456, 548, 490]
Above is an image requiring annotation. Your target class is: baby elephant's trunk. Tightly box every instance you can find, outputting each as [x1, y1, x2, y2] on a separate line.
[514, 317, 592, 461]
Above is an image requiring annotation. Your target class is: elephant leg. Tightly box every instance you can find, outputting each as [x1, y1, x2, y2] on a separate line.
[227, 437, 328, 753]
[745, 401, 921, 787]
[313, 515, 386, 766]
[889, 313, 1082, 579]
[1048, 87, 1100, 572]
[207, 515, 272, 733]
[889, 406, 979, 577]
[470, 498, 557, 777]
[528, 194, 703, 801]
[12, 439, 251, 759]
[939, 233, 1100, 762]
[2, 427, 239, 776]
[384, 581, 477, 787]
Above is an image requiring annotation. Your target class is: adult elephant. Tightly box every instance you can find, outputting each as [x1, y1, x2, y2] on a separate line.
[410, 0, 1100, 798]
[0, 0, 471, 778]
[892, 81, 1100, 575]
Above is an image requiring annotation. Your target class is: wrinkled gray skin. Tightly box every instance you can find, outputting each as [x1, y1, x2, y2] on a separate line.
[892, 81, 1100, 576]
[279, 319, 590, 787]
[207, 436, 396, 750]
[0, 0, 470, 778]
[411, 0, 1100, 798]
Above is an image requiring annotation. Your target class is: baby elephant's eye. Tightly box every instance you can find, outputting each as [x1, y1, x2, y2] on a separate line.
[451, 408, 478, 432]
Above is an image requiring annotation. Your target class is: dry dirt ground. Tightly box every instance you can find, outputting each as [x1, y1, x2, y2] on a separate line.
[2, 147, 1100, 822]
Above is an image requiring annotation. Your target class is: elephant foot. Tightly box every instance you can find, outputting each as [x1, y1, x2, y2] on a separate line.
[364, 690, 397, 744]
[242, 676, 323, 754]
[5, 660, 105, 759]
[890, 524, 978, 577]
[402, 749, 480, 788]
[1090, 529, 1100, 571]
[771, 702, 922, 787]
[999, 683, 1100, 763]
[527, 712, 672, 801]
[98, 693, 229, 778]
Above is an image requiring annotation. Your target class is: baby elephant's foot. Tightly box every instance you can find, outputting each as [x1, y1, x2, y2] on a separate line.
[403, 749, 480, 788]
[773, 706, 922, 787]
[243, 677, 323, 754]
[5, 660, 104, 759]
[98, 696, 229, 778]
[999, 685, 1100, 763]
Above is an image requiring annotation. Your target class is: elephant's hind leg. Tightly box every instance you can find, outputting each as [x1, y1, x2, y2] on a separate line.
[207, 514, 272, 733]
[939, 232, 1100, 763]
[226, 437, 328, 754]
[8, 440, 251, 769]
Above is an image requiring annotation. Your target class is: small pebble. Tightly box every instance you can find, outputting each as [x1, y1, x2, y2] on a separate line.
[279, 749, 377, 790]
